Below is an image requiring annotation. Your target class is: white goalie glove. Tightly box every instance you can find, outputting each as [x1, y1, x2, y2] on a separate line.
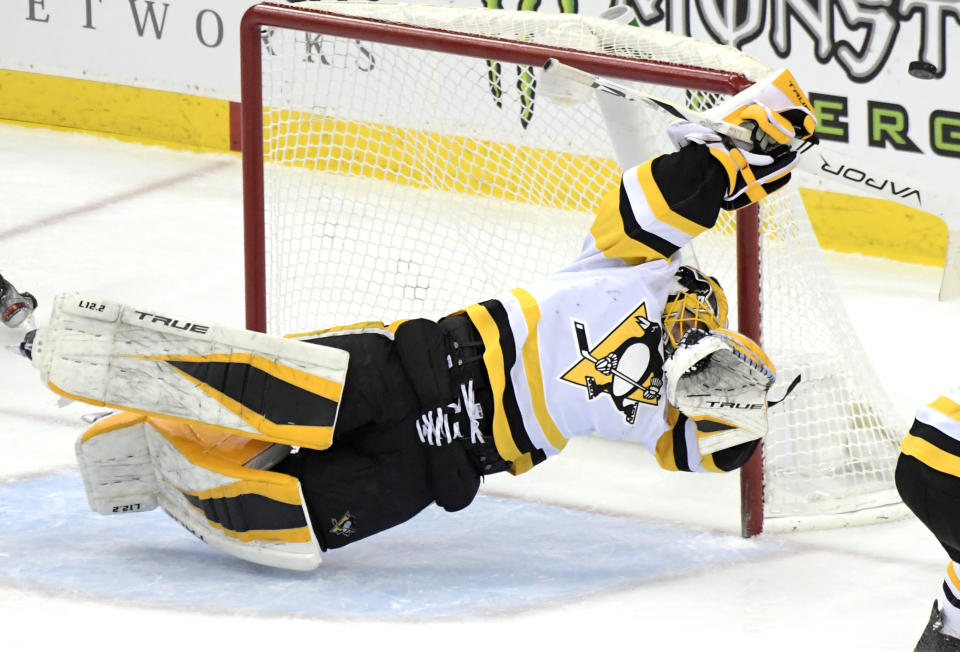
[664, 328, 778, 455]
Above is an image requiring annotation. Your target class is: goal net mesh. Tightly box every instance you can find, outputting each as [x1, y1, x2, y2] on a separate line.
[249, 1, 907, 530]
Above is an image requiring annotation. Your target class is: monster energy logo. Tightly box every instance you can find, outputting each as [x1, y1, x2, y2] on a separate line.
[481, 0, 579, 129]
[480, 1, 955, 86]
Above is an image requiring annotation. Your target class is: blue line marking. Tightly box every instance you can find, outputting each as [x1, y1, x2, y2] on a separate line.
[0, 471, 781, 618]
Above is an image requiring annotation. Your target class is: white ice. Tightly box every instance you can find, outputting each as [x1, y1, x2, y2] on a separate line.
[0, 122, 956, 651]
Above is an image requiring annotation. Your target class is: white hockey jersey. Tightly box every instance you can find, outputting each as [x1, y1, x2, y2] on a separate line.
[461, 146, 746, 475]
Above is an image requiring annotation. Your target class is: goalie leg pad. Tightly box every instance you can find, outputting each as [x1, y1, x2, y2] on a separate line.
[32, 294, 349, 450]
[77, 413, 322, 571]
[76, 411, 160, 515]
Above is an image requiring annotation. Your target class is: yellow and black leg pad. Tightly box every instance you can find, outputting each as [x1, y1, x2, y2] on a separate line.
[77, 411, 322, 570]
[32, 294, 349, 450]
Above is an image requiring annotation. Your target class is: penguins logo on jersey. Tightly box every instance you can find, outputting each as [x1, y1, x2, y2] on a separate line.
[561, 303, 664, 425]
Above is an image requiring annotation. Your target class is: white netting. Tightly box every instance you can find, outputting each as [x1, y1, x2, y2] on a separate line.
[250, 1, 907, 530]
[691, 189, 908, 529]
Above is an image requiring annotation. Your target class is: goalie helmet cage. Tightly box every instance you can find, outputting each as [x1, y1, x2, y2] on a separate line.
[239, 1, 909, 537]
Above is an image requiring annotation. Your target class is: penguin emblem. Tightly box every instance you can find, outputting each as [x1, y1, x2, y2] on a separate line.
[561, 304, 664, 424]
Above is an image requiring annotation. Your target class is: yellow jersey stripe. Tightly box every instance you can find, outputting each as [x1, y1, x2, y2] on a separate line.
[930, 396, 960, 421]
[511, 454, 535, 475]
[509, 288, 568, 453]
[464, 302, 524, 463]
[654, 429, 680, 471]
[948, 562, 960, 594]
[901, 433, 960, 478]
[590, 189, 668, 265]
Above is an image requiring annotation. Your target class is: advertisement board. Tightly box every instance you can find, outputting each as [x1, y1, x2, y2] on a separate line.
[1, 0, 957, 257]
[2, 1, 955, 194]
[0, 0, 249, 97]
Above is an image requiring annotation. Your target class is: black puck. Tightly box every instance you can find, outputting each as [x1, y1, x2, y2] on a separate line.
[908, 60, 939, 79]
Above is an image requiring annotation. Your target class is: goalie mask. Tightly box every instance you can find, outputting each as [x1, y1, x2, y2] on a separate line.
[662, 266, 729, 356]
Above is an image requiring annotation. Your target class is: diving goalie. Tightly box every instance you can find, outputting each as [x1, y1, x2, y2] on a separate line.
[18, 70, 816, 570]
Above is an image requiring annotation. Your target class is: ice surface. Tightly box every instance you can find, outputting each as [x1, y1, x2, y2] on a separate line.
[0, 123, 957, 651]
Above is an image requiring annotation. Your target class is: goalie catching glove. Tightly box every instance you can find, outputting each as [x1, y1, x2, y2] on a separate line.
[664, 328, 782, 455]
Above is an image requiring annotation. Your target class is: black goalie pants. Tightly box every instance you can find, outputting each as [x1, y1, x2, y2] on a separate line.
[272, 315, 507, 551]
[896, 453, 960, 562]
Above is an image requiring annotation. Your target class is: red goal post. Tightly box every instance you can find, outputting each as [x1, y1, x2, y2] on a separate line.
[239, 2, 902, 537]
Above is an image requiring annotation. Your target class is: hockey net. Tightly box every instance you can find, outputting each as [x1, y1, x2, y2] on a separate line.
[240, 1, 908, 535]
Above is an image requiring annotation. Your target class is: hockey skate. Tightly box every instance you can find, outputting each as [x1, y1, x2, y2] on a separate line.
[0, 274, 37, 328]
[915, 602, 960, 651]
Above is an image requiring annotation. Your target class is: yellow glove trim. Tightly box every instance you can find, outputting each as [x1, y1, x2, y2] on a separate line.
[739, 104, 794, 144]
[706, 146, 738, 195]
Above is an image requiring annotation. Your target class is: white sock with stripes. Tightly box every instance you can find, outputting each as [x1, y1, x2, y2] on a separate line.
[940, 561, 960, 639]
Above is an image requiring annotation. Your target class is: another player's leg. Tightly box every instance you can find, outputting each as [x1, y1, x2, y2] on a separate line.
[897, 424, 960, 650]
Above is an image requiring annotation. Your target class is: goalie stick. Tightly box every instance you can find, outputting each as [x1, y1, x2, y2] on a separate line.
[540, 58, 783, 152]
[573, 320, 644, 389]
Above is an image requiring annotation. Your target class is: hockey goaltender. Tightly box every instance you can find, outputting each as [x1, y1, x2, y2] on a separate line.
[14, 71, 816, 573]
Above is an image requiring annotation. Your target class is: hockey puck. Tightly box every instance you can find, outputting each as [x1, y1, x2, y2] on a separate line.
[908, 60, 939, 79]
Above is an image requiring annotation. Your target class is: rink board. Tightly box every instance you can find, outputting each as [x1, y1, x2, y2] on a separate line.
[0, 471, 783, 619]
